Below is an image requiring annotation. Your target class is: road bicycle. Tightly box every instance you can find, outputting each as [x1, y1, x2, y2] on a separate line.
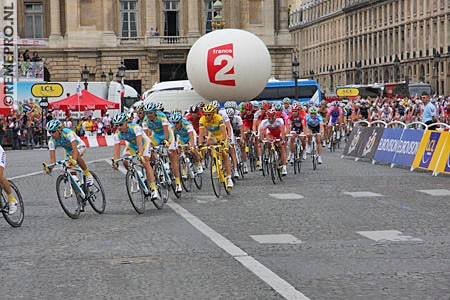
[178, 144, 202, 192]
[113, 154, 164, 214]
[310, 133, 320, 170]
[288, 133, 303, 175]
[152, 145, 181, 199]
[245, 131, 258, 172]
[0, 180, 24, 227]
[234, 137, 246, 179]
[44, 160, 106, 219]
[262, 138, 283, 184]
[200, 144, 231, 198]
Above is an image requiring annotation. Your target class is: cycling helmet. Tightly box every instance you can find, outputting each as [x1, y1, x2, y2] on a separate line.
[327, 103, 332, 108]
[333, 101, 339, 106]
[291, 103, 301, 111]
[321, 100, 327, 106]
[274, 102, 283, 111]
[170, 111, 183, 123]
[224, 101, 233, 108]
[211, 100, 220, 109]
[156, 102, 164, 110]
[244, 102, 253, 110]
[283, 97, 291, 104]
[189, 104, 200, 113]
[251, 101, 259, 108]
[225, 108, 235, 117]
[197, 101, 206, 109]
[339, 102, 345, 107]
[112, 113, 127, 125]
[203, 104, 216, 113]
[46, 120, 62, 132]
[143, 102, 157, 112]
[132, 100, 144, 112]
[261, 102, 271, 110]
[309, 106, 318, 114]
[266, 109, 276, 118]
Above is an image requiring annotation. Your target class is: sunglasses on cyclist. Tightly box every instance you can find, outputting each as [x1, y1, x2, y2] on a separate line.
[48, 130, 58, 134]
[204, 113, 213, 117]
[114, 123, 124, 127]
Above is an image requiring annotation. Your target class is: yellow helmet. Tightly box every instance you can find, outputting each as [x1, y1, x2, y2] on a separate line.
[203, 104, 216, 113]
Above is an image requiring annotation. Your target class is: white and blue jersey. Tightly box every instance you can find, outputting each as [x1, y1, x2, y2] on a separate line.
[306, 114, 323, 133]
[142, 111, 174, 145]
[48, 128, 86, 158]
[172, 119, 195, 145]
[114, 122, 150, 155]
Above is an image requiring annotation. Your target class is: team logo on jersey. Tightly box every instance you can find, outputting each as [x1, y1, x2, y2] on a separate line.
[419, 132, 440, 168]
[207, 43, 236, 86]
[348, 127, 361, 154]
[362, 130, 378, 157]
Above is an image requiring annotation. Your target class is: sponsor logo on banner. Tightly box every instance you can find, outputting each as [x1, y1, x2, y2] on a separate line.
[207, 43, 236, 86]
[392, 129, 424, 167]
[419, 132, 440, 168]
[445, 153, 450, 173]
[362, 130, 378, 157]
[347, 127, 362, 154]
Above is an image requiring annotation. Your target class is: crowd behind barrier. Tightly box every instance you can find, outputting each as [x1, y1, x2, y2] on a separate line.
[343, 121, 450, 176]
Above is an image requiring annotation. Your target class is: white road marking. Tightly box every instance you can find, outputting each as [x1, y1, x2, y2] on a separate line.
[8, 158, 112, 180]
[251, 234, 303, 244]
[269, 193, 304, 200]
[168, 202, 310, 300]
[357, 230, 422, 242]
[112, 161, 310, 299]
[343, 191, 383, 198]
[417, 189, 450, 196]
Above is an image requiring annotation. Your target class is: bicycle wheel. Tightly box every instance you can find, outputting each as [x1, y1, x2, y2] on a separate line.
[312, 142, 317, 170]
[293, 143, 299, 175]
[190, 155, 203, 190]
[87, 171, 106, 214]
[296, 144, 303, 175]
[210, 156, 221, 198]
[269, 149, 277, 184]
[154, 163, 169, 205]
[56, 174, 82, 219]
[276, 151, 283, 181]
[249, 145, 256, 172]
[1, 181, 24, 227]
[169, 168, 181, 199]
[179, 156, 193, 192]
[125, 167, 146, 214]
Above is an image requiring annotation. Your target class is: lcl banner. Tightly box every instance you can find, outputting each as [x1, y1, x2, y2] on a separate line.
[433, 132, 450, 175]
[392, 129, 424, 167]
[373, 128, 404, 164]
[412, 131, 448, 172]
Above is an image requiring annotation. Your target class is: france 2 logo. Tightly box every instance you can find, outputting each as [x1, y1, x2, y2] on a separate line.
[207, 43, 236, 86]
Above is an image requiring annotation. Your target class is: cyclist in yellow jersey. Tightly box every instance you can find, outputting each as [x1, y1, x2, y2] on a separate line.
[198, 104, 233, 188]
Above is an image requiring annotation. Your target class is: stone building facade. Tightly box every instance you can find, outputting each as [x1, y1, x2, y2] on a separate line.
[290, 0, 450, 96]
[15, 0, 293, 95]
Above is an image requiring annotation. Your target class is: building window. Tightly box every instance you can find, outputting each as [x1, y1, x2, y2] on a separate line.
[163, 0, 180, 36]
[249, 0, 263, 24]
[120, 0, 138, 38]
[24, 2, 43, 38]
[204, 0, 213, 33]
[124, 59, 139, 71]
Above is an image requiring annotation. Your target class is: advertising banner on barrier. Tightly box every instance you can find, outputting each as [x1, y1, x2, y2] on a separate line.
[343, 125, 364, 157]
[391, 129, 424, 167]
[359, 127, 384, 160]
[412, 130, 448, 172]
[434, 132, 450, 175]
[374, 128, 404, 163]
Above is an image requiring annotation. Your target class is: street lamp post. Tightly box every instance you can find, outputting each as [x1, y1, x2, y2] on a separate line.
[394, 55, 400, 82]
[292, 54, 300, 102]
[117, 61, 126, 112]
[329, 66, 334, 92]
[212, 0, 224, 30]
[433, 52, 440, 95]
[81, 65, 89, 90]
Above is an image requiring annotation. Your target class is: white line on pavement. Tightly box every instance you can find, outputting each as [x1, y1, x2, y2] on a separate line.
[110, 158, 310, 300]
[8, 158, 112, 180]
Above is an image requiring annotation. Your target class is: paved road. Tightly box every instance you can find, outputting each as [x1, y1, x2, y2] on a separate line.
[1, 146, 449, 300]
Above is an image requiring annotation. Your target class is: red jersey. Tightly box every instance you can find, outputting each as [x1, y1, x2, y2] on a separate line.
[240, 110, 254, 128]
[288, 111, 306, 129]
[185, 112, 203, 133]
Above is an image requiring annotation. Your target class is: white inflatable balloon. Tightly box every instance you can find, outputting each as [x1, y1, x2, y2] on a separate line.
[187, 29, 271, 102]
